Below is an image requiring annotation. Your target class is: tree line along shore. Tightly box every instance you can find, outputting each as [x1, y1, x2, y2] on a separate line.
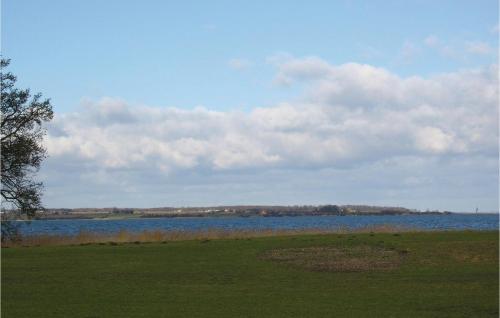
[8, 204, 455, 220]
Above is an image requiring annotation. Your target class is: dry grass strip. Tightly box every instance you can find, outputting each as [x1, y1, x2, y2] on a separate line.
[2, 224, 417, 247]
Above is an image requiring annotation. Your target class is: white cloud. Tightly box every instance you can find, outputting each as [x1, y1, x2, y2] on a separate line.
[421, 36, 496, 60]
[490, 23, 499, 34]
[47, 59, 498, 169]
[397, 41, 421, 63]
[465, 41, 494, 55]
[272, 56, 333, 85]
[424, 35, 440, 47]
[228, 58, 253, 70]
[42, 58, 499, 209]
[414, 127, 454, 154]
[357, 43, 382, 59]
[265, 52, 294, 65]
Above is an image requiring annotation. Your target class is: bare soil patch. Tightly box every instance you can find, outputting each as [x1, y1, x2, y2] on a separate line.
[260, 245, 405, 272]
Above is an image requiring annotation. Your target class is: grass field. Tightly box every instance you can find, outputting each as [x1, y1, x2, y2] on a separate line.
[2, 231, 498, 317]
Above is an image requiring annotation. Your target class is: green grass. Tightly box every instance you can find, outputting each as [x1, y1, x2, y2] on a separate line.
[2, 231, 498, 317]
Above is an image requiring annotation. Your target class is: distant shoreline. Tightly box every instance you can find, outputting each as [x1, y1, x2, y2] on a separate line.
[4, 204, 495, 221]
[13, 212, 498, 222]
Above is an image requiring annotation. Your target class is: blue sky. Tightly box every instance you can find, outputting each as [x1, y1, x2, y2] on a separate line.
[3, 0, 498, 112]
[1, 0, 499, 211]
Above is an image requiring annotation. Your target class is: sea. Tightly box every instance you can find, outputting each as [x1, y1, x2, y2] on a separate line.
[17, 213, 499, 236]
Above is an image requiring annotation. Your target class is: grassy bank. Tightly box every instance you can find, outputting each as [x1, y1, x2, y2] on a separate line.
[2, 231, 498, 317]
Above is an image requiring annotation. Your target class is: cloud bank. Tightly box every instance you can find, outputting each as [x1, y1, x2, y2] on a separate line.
[43, 58, 499, 210]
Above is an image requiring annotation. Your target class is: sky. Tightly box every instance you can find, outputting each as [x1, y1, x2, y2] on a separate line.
[1, 0, 499, 211]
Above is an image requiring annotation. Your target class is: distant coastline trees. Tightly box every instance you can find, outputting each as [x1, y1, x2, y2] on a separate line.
[317, 205, 342, 215]
[1, 58, 53, 240]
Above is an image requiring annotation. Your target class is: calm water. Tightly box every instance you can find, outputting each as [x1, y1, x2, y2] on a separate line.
[18, 214, 499, 236]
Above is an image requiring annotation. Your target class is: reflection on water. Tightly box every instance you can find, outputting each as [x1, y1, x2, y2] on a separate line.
[18, 214, 499, 236]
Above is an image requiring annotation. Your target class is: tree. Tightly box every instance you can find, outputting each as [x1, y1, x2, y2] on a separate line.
[317, 204, 342, 215]
[1, 59, 53, 240]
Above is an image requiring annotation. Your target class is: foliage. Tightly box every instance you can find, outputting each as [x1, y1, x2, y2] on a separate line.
[1, 59, 53, 240]
[317, 204, 342, 214]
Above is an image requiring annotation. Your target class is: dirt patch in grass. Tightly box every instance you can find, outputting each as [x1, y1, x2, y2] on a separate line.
[260, 245, 405, 272]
